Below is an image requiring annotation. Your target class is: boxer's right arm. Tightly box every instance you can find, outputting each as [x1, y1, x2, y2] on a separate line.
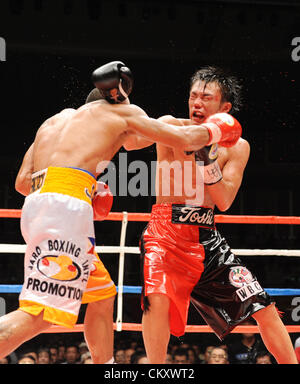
[15, 143, 34, 196]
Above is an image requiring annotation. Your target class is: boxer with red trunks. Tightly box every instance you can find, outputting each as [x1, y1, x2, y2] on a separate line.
[0, 62, 222, 363]
[125, 66, 297, 364]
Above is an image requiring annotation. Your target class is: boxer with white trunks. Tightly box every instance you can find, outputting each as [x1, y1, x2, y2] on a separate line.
[20, 166, 116, 328]
[0, 61, 227, 363]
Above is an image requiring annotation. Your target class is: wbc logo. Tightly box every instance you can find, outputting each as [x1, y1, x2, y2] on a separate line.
[229, 266, 253, 288]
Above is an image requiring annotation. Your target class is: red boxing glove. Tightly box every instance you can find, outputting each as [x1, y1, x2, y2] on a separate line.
[203, 113, 242, 147]
[93, 181, 113, 221]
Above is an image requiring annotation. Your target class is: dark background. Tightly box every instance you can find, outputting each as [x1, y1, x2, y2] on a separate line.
[0, 0, 300, 349]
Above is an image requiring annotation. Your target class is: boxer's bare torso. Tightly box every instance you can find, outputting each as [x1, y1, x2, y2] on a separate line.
[155, 117, 249, 209]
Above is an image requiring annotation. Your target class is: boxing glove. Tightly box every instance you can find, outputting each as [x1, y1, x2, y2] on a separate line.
[93, 181, 113, 221]
[203, 113, 242, 147]
[91, 61, 133, 104]
[194, 144, 222, 185]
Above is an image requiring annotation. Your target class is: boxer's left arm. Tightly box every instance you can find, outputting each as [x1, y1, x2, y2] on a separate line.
[123, 114, 187, 150]
[207, 138, 250, 211]
[15, 143, 34, 196]
[125, 109, 209, 149]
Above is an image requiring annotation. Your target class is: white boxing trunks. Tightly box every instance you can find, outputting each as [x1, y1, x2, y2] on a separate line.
[19, 167, 116, 328]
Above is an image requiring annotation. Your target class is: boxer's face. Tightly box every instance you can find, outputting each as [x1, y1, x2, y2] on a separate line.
[189, 80, 231, 124]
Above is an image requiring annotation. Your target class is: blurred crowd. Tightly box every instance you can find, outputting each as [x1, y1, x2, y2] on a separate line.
[1, 318, 299, 364]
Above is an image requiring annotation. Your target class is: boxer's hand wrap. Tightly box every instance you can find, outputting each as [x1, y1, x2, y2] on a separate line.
[194, 144, 222, 185]
[203, 113, 242, 147]
[92, 61, 133, 104]
[93, 181, 113, 221]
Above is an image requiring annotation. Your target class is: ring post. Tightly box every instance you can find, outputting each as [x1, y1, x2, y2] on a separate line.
[116, 211, 128, 332]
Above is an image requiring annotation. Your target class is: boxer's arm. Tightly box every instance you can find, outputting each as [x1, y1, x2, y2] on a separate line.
[15, 143, 34, 196]
[123, 114, 183, 150]
[126, 112, 209, 149]
[207, 138, 250, 211]
[123, 134, 154, 151]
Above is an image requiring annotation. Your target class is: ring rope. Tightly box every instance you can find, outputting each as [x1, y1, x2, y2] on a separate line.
[1, 209, 300, 224]
[41, 324, 300, 334]
[1, 285, 300, 296]
[1, 244, 300, 257]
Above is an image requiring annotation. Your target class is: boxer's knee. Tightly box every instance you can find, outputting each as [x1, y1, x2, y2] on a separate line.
[145, 293, 170, 315]
[87, 296, 115, 318]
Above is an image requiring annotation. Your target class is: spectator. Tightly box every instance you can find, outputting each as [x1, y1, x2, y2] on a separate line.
[255, 350, 273, 364]
[186, 347, 200, 364]
[200, 345, 215, 364]
[83, 356, 93, 364]
[227, 319, 267, 364]
[172, 348, 189, 364]
[130, 350, 149, 364]
[79, 341, 89, 356]
[114, 348, 125, 364]
[49, 345, 59, 364]
[57, 342, 66, 363]
[37, 347, 51, 364]
[61, 344, 80, 364]
[81, 352, 93, 364]
[124, 348, 135, 364]
[18, 355, 36, 364]
[207, 347, 229, 364]
[23, 350, 38, 363]
[191, 344, 201, 361]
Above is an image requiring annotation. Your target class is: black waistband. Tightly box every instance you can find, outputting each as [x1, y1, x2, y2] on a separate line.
[171, 204, 215, 230]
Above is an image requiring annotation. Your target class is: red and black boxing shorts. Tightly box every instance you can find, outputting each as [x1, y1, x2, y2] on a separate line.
[140, 203, 214, 337]
[140, 203, 272, 340]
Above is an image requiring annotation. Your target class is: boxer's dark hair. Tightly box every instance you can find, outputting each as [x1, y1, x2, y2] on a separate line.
[190, 66, 242, 114]
[85, 88, 104, 104]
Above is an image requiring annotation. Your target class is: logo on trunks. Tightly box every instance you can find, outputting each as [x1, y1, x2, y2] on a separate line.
[85, 184, 96, 201]
[27, 239, 91, 284]
[229, 266, 253, 288]
[171, 205, 215, 229]
[37, 255, 81, 281]
[31, 170, 46, 193]
[229, 266, 264, 302]
[24, 238, 95, 302]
